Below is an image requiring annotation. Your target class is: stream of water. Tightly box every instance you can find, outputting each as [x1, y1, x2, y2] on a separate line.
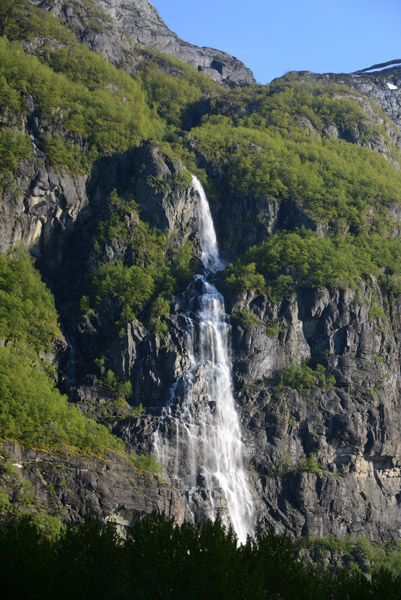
[153, 176, 255, 544]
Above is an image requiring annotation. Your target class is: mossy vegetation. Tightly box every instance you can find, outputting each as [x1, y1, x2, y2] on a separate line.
[192, 114, 401, 234]
[86, 190, 194, 329]
[0, 249, 163, 473]
[277, 453, 325, 476]
[0, 35, 164, 173]
[0, 249, 60, 354]
[0, 128, 32, 177]
[137, 46, 220, 130]
[187, 79, 401, 300]
[279, 361, 336, 392]
[0, 250, 164, 476]
[0, 249, 125, 454]
[0, 0, 76, 43]
[223, 229, 401, 299]
[297, 533, 401, 578]
[130, 452, 163, 476]
[0, 344, 123, 452]
[232, 307, 260, 328]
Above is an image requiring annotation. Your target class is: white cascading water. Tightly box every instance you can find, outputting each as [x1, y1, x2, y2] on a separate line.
[153, 176, 255, 544]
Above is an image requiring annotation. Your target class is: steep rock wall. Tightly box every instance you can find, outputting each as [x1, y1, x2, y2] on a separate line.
[29, 0, 255, 85]
[4, 5, 401, 538]
[109, 275, 401, 541]
[229, 282, 401, 541]
[0, 442, 188, 528]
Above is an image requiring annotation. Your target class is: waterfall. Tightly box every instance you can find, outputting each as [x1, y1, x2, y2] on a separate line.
[153, 176, 255, 544]
[192, 175, 224, 273]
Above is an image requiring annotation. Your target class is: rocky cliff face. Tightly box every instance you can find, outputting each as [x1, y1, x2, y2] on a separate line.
[29, 0, 255, 86]
[228, 282, 401, 541]
[292, 61, 401, 145]
[105, 270, 401, 541]
[5, 129, 401, 543]
[5, 108, 401, 541]
[5, 0, 401, 542]
[0, 441, 187, 529]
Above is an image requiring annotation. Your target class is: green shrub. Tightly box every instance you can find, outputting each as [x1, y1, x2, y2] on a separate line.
[224, 261, 266, 293]
[0, 128, 32, 176]
[225, 229, 401, 299]
[138, 46, 219, 129]
[130, 452, 163, 476]
[0, 249, 128, 455]
[0, 36, 164, 172]
[0, 248, 60, 354]
[232, 307, 259, 328]
[87, 190, 194, 329]
[279, 361, 336, 391]
[0, 0, 75, 43]
[0, 345, 124, 453]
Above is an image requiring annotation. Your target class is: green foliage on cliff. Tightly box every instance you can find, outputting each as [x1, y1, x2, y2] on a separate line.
[0, 345, 123, 453]
[0, 36, 164, 172]
[210, 78, 394, 146]
[0, 249, 60, 354]
[0, 0, 75, 43]
[279, 361, 336, 391]
[0, 128, 32, 176]
[90, 262, 155, 317]
[130, 452, 163, 476]
[2, 514, 401, 599]
[138, 47, 219, 129]
[191, 113, 401, 235]
[188, 78, 401, 298]
[224, 229, 401, 298]
[0, 250, 124, 455]
[87, 190, 194, 327]
[297, 533, 401, 578]
[224, 262, 266, 293]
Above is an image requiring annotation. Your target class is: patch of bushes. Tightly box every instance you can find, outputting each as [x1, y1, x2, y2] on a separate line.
[0, 128, 32, 177]
[279, 361, 336, 391]
[0, 345, 124, 453]
[0, 36, 164, 172]
[138, 46, 219, 130]
[86, 190, 195, 328]
[223, 229, 401, 299]
[0, 248, 60, 354]
[278, 454, 324, 476]
[0, 249, 161, 469]
[192, 112, 401, 235]
[232, 307, 259, 328]
[298, 533, 401, 578]
[0, 0, 76, 43]
[130, 452, 163, 476]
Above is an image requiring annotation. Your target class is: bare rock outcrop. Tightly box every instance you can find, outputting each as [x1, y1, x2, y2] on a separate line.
[0, 442, 188, 528]
[30, 0, 255, 86]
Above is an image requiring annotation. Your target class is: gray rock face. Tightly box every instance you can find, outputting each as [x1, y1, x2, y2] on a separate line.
[228, 281, 401, 541]
[107, 267, 401, 542]
[0, 441, 188, 528]
[7, 128, 401, 541]
[29, 0, 255, 86]
[6, 5, 401, 540]
[132, 144, 200, 243]
[292, 63, 401, 148]
[0, 160, 89, 258]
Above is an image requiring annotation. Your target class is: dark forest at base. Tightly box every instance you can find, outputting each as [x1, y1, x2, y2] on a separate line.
[2, 513, 401, 600]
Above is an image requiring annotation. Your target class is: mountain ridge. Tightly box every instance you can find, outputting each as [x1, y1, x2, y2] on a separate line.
[3, 0, 401, 549]
[29, 0, 256, 86]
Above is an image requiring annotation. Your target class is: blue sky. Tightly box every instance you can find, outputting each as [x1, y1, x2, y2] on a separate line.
[151, 0, 401, 84]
